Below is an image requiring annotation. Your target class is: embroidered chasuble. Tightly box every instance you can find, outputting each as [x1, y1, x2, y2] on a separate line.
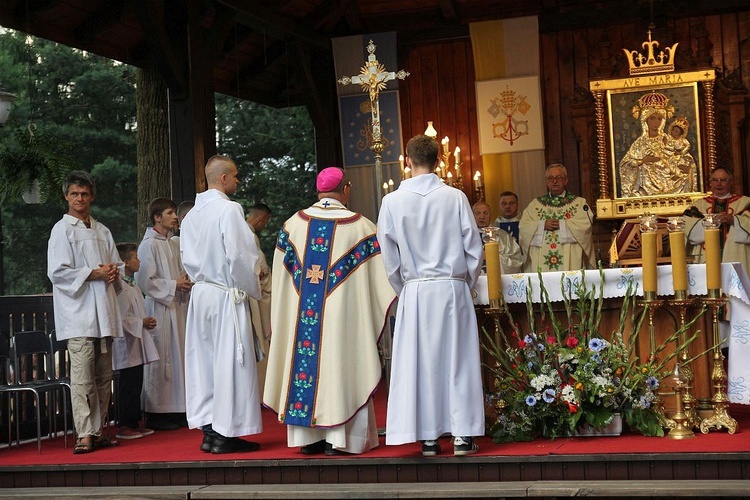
[264, 201, 395, 428]
[519, 192, 594, 272]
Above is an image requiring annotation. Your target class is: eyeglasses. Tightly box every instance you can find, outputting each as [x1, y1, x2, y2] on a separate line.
[546, 176, 566, 181]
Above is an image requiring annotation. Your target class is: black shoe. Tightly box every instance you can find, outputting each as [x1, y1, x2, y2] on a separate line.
[148, 417, 180, 431]
[300, 439, 326, 455]
[421, 440, 441, 457]
[324, 442, 344, 456]
[200, 434, 215, 452]
[210, 436, 260, 454]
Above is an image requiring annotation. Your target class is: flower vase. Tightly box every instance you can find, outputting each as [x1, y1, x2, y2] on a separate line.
[573, 414, 622, 437]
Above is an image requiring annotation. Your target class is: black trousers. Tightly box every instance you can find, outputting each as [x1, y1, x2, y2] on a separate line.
[116, 365, 144, 428]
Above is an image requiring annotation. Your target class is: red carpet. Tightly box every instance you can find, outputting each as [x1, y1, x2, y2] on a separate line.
[2, 387, 750, 467]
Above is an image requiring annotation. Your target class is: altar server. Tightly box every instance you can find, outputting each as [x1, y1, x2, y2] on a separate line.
[377, 134, 485, 457]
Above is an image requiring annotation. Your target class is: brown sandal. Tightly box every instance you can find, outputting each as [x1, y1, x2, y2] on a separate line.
[73, 436, 94, 454]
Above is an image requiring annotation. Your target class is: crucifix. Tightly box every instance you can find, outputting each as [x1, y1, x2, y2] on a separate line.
[338, 40, 409, 206]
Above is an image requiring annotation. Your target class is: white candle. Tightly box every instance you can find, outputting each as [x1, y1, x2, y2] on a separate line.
[442, 136, 449, 154]
[382, 182, 389, 193]
[447, 171, 453, 186]
[404, 166, 411, 178]
[454, 146, 461, 169]
[474, 171, 483, 188]
[388, 179, 394, 193]
[399, 154, 404, 172]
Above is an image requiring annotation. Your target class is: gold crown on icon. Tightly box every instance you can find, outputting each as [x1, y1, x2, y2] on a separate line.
[500, 87, 517, 108]
[622, 31, 678, 76]
[631, 91, 675, 119]
[670, 116, 689, 132]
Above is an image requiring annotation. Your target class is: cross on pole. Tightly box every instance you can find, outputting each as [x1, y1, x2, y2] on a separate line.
[338, 40, 409, 207]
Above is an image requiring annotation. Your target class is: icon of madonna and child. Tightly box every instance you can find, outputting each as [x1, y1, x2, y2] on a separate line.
[618, 91, 699, 198]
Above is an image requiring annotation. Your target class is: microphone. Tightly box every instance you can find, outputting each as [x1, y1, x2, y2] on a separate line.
[583, 204, 593, 225]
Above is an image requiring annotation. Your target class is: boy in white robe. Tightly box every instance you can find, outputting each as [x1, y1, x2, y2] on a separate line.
[136, 198, 193, 430]
[377, 135, 485, 457]
[113, 242, 160, 440]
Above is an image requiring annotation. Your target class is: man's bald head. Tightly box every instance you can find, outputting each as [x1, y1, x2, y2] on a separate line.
[205, 155, 240, 195]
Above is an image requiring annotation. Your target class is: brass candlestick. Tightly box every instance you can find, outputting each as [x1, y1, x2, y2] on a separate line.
[699, 291, 737, 434]
[638, 292, 670, 425]
[667, 363, 695, 439]
[666, 292, 701, 429]
[484, 301, 507, 426]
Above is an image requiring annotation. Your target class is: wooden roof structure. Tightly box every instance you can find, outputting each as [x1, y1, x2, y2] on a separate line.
[2, 0, 749, 110]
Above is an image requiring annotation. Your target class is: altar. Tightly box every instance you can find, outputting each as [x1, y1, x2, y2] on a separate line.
[474, 263, 750, 406]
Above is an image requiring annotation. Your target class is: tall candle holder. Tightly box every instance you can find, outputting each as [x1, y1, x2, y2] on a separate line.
[667, 363, 695, 439]
[482, 226, 507, 425]
[637, 214, 668, 423]
[666, 216, 700, 429]
[474, 171, 485, 202]
[699, 214, 737, 434]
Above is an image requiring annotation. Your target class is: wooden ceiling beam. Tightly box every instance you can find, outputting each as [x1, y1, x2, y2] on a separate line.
[72, 0, 126, 43]
[216, 0, 329, 49]
[130, 0, 187, 94]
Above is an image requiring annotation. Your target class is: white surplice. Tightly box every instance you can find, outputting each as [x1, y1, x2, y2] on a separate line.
[47, 214, 123, 341]
[135, 227, 188, 413]
[377, 173, 486, 445]
[113, 279, 160, 370]
[180, 189, 262, 438]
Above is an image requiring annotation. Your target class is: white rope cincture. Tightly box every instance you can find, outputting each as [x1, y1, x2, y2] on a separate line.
[198, 282, 248, 366]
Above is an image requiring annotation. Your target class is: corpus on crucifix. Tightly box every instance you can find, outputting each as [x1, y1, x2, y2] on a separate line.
[338, 40, 409, 205]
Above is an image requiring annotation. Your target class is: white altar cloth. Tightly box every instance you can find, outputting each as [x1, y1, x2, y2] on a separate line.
[474, 263, 750, 405]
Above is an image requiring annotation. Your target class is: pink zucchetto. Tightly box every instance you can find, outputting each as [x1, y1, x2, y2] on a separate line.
[316, 167, 345, 192]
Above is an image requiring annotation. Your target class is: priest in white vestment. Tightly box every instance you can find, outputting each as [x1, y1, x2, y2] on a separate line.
[684, 167, 750, 273]
[519, 164, 595, 272]
[181, 155, 263, 454]
[136, 198, 192, 430]
[264, 167, 395, 455]
[377, 135, 485, 457]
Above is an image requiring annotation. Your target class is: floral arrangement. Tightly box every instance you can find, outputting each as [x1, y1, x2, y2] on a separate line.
[484, 270, 705, 442]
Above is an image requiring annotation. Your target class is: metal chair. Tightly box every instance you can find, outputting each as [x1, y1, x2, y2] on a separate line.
[3, 330, 69, 452]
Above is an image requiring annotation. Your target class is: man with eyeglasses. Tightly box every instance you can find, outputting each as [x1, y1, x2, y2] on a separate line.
[265, 167, 395, 456]
[684, 167, 750, 274]
[519, 163, 594, 272]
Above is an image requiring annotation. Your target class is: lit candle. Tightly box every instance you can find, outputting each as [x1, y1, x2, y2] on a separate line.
[454, 146, 461, 169]
[388, 178, 394, 193]
[641, 231, 658, 294]
[382, 182, 389, 194]
[404, 166, 411, 178]
[439, 160, 446, 179]
[485, 241, 502, 301]
[446, 171, 453, 186]
[399, 154, 404, 172]
[669, 230, 688, 292]
[435, 165, 442, 178]
[442, 136, 449, 154]
[705, 227, 722, 290]
[474, 171, 483, 188]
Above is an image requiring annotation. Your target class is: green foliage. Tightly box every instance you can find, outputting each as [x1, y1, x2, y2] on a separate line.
[0, 29, 137, 294]
[215, 95, 317, 257]
[484, 270, 705, 441]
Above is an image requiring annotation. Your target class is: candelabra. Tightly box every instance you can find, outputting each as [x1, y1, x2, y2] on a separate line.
[698, 214, 737, 434]
[424, 122, 463, 190]
[667, 363, 695, 439]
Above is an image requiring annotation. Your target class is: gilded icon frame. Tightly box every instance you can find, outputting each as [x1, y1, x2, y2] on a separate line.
[589, 70, 716, 219]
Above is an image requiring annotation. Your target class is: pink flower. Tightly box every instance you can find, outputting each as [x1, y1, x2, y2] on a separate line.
[546, 335, 556, 345]
[566, 336, 578, 348]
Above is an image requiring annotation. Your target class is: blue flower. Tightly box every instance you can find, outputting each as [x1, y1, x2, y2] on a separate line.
[537, 344, 545, 352]
[542, 388, 556, 403]
[524, 334, 535, 344]
[640, 396, 651, 408]
[646, 376, 659, 389]
[588, 338, 605, 352]
[526, 395, 537, 406]
[592, 353, 602, 364]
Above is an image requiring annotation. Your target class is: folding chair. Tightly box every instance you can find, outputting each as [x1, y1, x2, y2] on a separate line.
[4, 330, 69, 452]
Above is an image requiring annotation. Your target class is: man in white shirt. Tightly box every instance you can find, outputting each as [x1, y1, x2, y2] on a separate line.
[47, 170, 123, 454]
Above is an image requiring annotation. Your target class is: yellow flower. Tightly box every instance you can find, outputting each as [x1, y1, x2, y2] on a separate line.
[575, 382, 584, 391]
